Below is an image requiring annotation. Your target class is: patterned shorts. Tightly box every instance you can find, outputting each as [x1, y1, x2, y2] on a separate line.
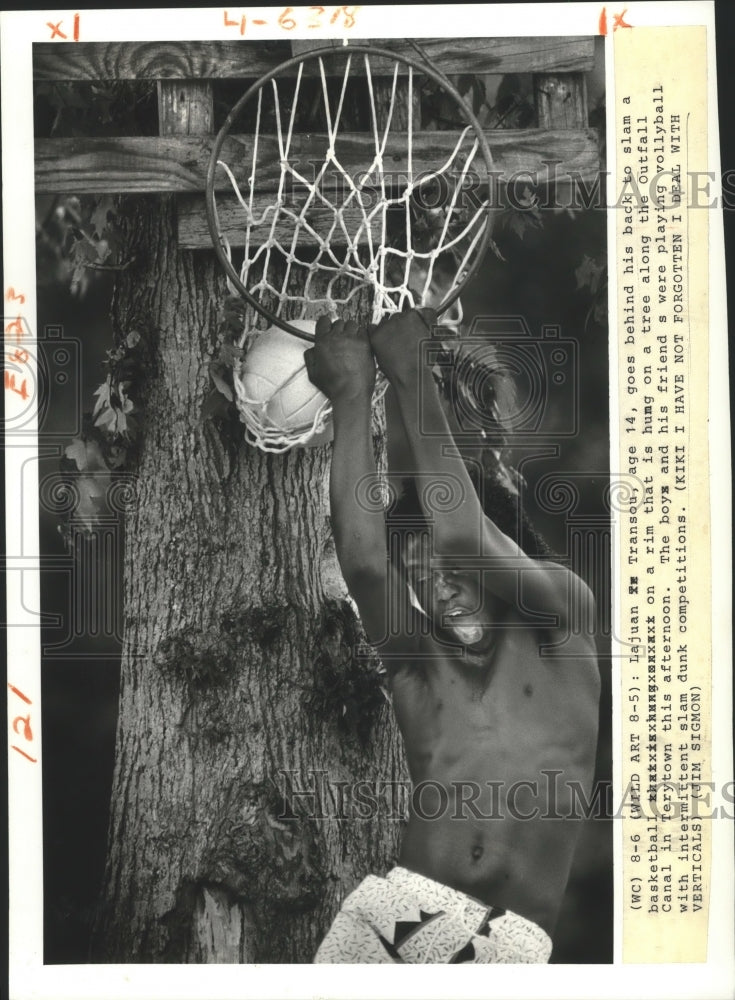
[314, 866, 552, 964]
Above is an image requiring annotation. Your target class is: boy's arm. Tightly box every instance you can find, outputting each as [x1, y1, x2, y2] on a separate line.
[305, 318, 414, 650]
[370, 310, 595, 633]
[385, 383, 418, 494]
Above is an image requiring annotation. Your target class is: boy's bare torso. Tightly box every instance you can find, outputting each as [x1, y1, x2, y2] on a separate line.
[387, 608, 599, 935]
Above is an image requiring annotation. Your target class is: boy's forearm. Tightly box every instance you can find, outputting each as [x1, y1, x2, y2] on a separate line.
[385, 384, 418, 483]
[330, 394, 387, 582]
[389, 365, 485, 557]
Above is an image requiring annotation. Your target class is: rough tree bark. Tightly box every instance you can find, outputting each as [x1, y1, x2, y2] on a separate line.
[90, 195, 407, 963]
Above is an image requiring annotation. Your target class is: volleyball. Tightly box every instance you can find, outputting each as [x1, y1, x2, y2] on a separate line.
[238, 319, 329, 437]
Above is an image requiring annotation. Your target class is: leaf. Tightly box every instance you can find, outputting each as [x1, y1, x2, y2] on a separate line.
[95, 239, 112, 263]
[124, 330, 141, 350]
[500, 188, 543, 242]
[209, 361, 234, 402]
[515, 186, 539, 211]
[64, 196, 82, 222]
[575, 255, 605, 294]
[218, 341, 244, 367]
[506, 211, 539, 241]
[64, 436, 109, 473]
[75, 472, 111, 532]
[456, 74, 486, 114]
[105, 443, 128, 469]
[94, 406, 120, 433]
[57, 520, 74, 549]
[92, 378, 112, 417]
[488, 237, 506, 262]
[69, 265, 87, 297]
[90, 197, 114, 238]
[71, 238, 98, 264]
[202, 388, 236, 420]
[64, 438, 89, 471]
[117, 383, 134, 411]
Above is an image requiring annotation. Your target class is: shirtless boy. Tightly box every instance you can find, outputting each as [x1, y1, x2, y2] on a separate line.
[304, 310, 600, 964]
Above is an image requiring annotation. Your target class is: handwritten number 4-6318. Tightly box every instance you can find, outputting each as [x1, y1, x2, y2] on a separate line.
[225, 6, 359, 35]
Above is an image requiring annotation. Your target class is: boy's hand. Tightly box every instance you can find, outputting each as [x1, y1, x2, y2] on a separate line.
[368, 308, 438, 385]
[304, 315, 376, 402]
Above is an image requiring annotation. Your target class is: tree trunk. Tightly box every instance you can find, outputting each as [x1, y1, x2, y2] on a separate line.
[91, 195, 406, 963]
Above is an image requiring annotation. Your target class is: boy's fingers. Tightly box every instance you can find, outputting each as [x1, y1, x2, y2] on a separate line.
[315, 314, 333, 339]
[417, 307, 438, 331]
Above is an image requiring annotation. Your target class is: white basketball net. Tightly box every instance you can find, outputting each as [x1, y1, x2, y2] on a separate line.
[214, 50, 493, 452]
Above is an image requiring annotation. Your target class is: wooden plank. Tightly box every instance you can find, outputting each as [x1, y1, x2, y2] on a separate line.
[290, 37, 596, 74]
[373, 76, 421, 131]
[158, 79, 214, 255]
[35, 128, 601, 194]
[534, 72, 588, 129]
[157, 80, 213, 135]
[33, 38, 595, 82]
[33, 40, 292, 82]
[178, 194, 386, 250]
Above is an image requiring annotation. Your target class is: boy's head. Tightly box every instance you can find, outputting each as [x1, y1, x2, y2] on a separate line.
[386, 474, 550, 648]
[400, 528, 503, 649]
